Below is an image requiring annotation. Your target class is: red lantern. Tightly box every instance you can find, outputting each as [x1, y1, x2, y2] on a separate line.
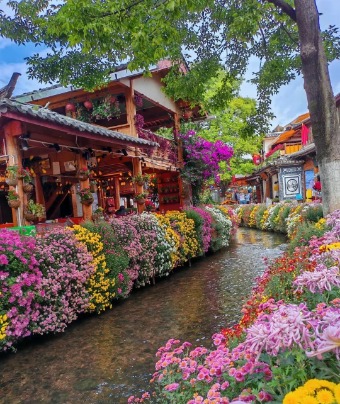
[65, 102, 76, 112]
[84, 100, 93, 110]
[252, 154, 261, 165]
[183, 110, 193, 120]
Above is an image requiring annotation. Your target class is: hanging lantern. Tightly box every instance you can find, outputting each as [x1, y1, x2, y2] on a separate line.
[252, 154, 261, 165]
[84, 100, 93, 110]
[65, 102, 76, 112]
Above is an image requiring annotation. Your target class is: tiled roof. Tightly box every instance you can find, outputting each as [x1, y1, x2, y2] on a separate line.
[0, 99, 158, 148]
[291, 112, 310, 125]
[271, 129, 298, 146]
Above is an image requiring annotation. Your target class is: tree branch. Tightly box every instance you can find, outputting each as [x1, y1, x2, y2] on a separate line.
[265, 0, 297, 22]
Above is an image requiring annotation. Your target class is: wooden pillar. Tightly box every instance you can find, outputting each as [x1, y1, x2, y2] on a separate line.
[114, 177, 121, 210]
[34, 173, 45, 205]
[126, 78, 137, 137]
[77, 155, 92, 220]
[4, 121, 23, 227]
[133, 155, 144, 213]
[174, 112, 185, 208]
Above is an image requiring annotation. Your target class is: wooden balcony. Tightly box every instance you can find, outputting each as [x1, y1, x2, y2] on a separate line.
[284, 143, 302, 155]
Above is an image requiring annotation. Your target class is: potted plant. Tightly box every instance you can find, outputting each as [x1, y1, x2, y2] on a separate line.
[5, 165, 19, 186]
[19, 167, 34, 193]
[77, 187, 94, 205]
[134, 192, 147, 205]
[75, 104, 92, 123]
[6, 190, 20, 209]
[77, 167, 91, 181]
[91, 95, 121, 121]
[24, 199, 46, 222]
[132, 173, 150, 186]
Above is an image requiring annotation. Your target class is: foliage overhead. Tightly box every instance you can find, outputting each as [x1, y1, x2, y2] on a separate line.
[1, 0, 340, 128]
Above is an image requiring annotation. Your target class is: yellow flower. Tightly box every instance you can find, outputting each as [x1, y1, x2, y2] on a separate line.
[284, 380, 340, 404]
[300, 397, 318, 404]
[334, 385, 340, 403]
[70, 225, 115, 313]
[315, 389, 335, 404]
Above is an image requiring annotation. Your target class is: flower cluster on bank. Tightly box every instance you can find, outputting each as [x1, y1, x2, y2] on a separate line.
[236, 202, 325, 248]
[0, 206, 238, 352]
[128, 208, 340, 403]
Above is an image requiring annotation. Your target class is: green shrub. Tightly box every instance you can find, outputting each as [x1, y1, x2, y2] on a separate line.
[288, 222, 325, 253]
[273, 205, 291, 233]
[302, 204, 323, 223]
[255, 205, 268, 229]
[184, 209, 204, 255]
[81, 220, 130, 298]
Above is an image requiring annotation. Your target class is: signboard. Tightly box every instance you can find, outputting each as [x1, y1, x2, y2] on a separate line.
[279, 166, 303, 200]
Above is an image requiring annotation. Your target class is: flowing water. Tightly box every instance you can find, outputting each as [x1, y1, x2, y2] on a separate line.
[0, 228, 286, 404]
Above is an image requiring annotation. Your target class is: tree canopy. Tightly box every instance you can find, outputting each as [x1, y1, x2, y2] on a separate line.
[1, 0, 339, 119]
[1, 0, 340, 213]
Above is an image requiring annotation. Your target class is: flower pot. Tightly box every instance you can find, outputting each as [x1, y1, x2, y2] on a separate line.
[24, 212, 38, 222]
[8, 199, 20, 209]
[136, 198, 145, 205]
[37, 215, 46, 223]
[81, 197, 94, 206]
[23, 183, 34, 193]
[6, 178, 18, 186]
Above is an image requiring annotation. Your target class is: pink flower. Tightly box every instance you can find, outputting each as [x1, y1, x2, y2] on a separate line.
[307, 324, 340, 359]
[0, 254, 8, 265]
[294, 264, 340, 293]
[164, 383, 180, 391]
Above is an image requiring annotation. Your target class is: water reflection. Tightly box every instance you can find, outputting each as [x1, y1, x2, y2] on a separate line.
[0, 229, 286, 404]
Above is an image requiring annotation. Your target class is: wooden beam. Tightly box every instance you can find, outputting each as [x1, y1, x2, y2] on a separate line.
[114, 177, 120, 210]
[4, 122, 23, 226]
[77, 154, 92, 220]
[132, 154, 144, 213]
[125, 79, 137, 137]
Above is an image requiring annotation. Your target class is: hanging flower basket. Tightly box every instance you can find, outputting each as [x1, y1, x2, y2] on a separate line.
[78, 167, 91, 181]
[8, 199, 20, 209]
[77, 187, 94, 205]
[134, 192, 147, 205]
[23, 183, 34, 193]
[24, 200, 46, 223]
[81, 197, 94, 206]
[5, 178, 18, 186]
[24, 212, 38, 222]
[132, 173, 150, 187]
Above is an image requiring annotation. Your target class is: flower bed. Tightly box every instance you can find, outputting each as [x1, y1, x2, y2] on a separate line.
[128, 209, 340, 403]
[0, 206, 235, 352]
[237, 202, 324, 238]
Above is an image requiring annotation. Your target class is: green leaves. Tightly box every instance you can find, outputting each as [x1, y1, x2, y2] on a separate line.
[1, 0, 339, 130]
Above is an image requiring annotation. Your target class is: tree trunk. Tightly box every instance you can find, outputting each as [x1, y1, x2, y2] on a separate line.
[294, 0, 340, 215]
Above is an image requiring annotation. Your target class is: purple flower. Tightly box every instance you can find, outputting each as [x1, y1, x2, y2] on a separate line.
[294, 264, 340, 293]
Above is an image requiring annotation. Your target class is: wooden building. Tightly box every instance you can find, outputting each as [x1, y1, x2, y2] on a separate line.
[0, 63, 198, 226]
